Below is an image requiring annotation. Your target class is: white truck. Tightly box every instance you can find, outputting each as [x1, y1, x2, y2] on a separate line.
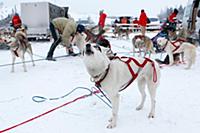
[21, 2, 68, 41]
[182, 0, 200, 44]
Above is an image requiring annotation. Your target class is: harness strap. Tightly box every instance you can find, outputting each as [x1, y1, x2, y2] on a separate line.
[119, 58, 138, 91]
[170, 38, 186, 53]
[13, 47, 19, 57]
[144, 58, 157, 83]
[95, 56, 158, 92]
[123, 57, 157, 83]
[134, 35, 145, 40]
[162, 40, 168, 51]
[170, 40, 180, 53]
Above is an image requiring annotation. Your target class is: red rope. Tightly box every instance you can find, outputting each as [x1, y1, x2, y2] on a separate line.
[0, 91, 99, 133]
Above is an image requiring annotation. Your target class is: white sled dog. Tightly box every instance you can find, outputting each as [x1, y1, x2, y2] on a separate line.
[157, 37, 196, 69]
[5, 31, 35, 72]
[71, 32, 87, 54]
[82, 43, 160, 128]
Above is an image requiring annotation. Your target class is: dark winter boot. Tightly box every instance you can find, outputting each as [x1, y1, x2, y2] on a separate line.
[66, 45, 78, 56]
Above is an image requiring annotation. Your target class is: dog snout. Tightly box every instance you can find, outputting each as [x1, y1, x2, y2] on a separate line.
[85, 43, 93, 55]
[86, 43, 91, 50]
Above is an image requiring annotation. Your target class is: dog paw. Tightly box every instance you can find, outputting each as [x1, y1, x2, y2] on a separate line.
[108, 118, 113, 122]
[106, 123, 116, 129]
[184, 67, 190, 70]
[148, 113, 155, 118]
[136, 105, 143, 111]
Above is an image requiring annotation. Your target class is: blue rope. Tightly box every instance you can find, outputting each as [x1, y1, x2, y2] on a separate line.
[32, 86, 112, 108]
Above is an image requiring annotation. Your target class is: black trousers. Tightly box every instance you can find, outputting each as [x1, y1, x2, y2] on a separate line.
[46, 22, 61, 58]
[161, 53, 180, 64]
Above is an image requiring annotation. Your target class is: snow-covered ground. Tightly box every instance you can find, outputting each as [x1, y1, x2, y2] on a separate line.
[0, 32, 200, 133]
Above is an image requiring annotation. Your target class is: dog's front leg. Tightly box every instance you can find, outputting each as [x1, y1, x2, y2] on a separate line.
[28, 46, 35, 66]
[29, 52, 35, 67]
[21, 56, 27, 72]
[168, 53, 174, 65]
[181, 52, 184, 63]
[136, 78, 146, 110]
[107, 93, 120, 129]
[147, 82, 156, 118]
[11, 55, 16, 73]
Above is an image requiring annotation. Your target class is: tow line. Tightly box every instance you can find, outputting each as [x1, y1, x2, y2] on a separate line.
[0, 87, 111, 133]
[0, 54, 77, 68]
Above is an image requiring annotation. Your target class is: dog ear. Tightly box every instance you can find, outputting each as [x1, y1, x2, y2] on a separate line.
[94, 45, 102, 52]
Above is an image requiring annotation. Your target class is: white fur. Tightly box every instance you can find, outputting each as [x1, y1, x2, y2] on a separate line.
[71, 33, 87, 54]
[157, 37, 196, 69]
[82, 43, 160, 128]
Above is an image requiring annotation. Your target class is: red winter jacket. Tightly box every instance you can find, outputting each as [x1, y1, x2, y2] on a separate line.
[12, 15, 22, 28]
[138, 12, 147, 27]
[168, 12, 177, 23]
[98, 13, 107, 28]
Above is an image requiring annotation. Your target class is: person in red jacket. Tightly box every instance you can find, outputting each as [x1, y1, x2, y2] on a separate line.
[98, 10, 107, 32]
[168, 8, 179, 23]
[138, 9, 147, 36]
[12, 13, 22, 32]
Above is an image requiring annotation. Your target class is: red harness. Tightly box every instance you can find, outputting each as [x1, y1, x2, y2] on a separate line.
[170, 39, 186, 53]
[95, 56, 157, 91]
[134, 35, 145, 40]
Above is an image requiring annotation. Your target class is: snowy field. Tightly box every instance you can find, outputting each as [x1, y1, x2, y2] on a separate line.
[0, 32, 200, 133]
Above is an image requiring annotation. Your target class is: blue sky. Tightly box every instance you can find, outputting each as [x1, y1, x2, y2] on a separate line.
[0, 0, 189, 16]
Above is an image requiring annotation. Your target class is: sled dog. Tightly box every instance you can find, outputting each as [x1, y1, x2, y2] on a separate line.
[82, 43, 160, 128]
[132, 35, 155, 57]
[5, 31, 35, 72]
[157, 37, 196, 69]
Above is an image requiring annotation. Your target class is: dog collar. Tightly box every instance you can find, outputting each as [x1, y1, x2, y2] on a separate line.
[92, 64, 110, 87]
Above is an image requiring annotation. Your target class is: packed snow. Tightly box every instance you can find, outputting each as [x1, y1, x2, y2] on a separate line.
[0, 32, 200, 133]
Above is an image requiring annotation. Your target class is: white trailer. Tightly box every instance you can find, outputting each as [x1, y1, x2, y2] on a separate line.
[21, 2, 68, 40]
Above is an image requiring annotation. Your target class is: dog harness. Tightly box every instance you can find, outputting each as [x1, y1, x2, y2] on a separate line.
[170, 38, 186, 53]
[10, 42, 20, 57]
[162, 38, 186, 53]
[134, 35, 145, 40]
[95, 56, 158, 91]
[13, 47, 19, 57]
